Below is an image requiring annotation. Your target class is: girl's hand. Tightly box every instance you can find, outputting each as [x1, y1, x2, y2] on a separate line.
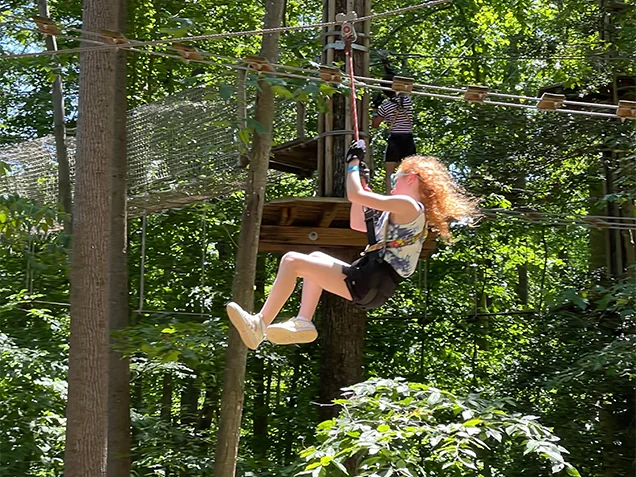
[346, 139, 366, 163]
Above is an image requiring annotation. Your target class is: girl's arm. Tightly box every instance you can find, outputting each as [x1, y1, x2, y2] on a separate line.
[371, 110, 383, 128]
[346, 159, 420, 222]
[349, 202, 366, 232]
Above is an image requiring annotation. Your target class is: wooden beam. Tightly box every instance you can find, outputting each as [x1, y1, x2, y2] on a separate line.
[278, 207, 297, 226]
[259, 237, 437, 257]
[259, 225, 438, 258]
[261, 225, 366, 247]
[318, 203, 339, 227]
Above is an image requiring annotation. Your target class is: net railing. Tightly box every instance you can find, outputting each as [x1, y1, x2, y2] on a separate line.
[126, 86, 246, 213]
[0, 136, 76, 207]
[0, 85, 320, 214]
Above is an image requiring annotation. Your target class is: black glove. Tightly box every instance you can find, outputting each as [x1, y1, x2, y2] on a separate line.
[359, 160, 371, 186]
[371, 92, 384, 108]
[346, 139, 366, 163]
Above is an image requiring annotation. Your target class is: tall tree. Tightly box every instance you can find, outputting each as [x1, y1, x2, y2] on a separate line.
[107, 0, 131, 473]
[63, 0, 117, 474]
[213, 0, 285, 475]
[318, 0, 370, 421]
[37, 0, 72, 234]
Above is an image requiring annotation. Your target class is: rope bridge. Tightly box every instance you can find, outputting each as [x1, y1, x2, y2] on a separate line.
[0, 86, 262, 214]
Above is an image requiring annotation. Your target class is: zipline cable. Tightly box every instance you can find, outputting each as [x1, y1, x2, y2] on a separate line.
[2, 15, 630, 118]
[0, 0, 451, 58]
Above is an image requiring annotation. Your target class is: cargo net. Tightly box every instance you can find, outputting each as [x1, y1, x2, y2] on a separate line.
[0, 136, 76, 207]
[0, 84, 316, 214]
[126, 86, 245, 213]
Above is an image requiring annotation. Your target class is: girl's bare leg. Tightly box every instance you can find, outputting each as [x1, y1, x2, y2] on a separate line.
[259, 251, 351, 325]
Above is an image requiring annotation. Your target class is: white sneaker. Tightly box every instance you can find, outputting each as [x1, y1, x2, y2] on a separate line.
[226, 302, 265, 350]
[266, 317, 318, 345]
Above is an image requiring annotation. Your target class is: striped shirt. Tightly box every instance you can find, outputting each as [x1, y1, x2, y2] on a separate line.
[378, 95, 413, 134]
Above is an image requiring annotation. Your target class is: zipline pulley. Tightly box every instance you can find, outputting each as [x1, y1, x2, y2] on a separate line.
[337, 10, 360, 141]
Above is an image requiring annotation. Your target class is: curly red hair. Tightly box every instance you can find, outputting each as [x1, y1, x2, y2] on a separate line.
[398, 155, 478, 241]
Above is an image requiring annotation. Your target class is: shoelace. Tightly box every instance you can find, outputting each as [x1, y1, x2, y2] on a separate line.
[242, 311, 259, 331]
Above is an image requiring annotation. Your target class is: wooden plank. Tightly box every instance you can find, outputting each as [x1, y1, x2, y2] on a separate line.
[278, 207, 289, 226]
[318, 203, 339, 227]
[266, 196, 350, 205]
[260, 225, 367, 247]
[261, 225, 437, 250]
[259, 243, 359, 254]
[283, 207, 297, 226]
[259, 236, 437, 258]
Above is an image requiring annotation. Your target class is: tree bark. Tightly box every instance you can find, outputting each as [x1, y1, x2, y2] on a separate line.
[37, 0, 72, 235]
[64, 0, 116, 473]
[317, 0, 371, 423]
[180, 377, 200, 426]
[319, 249, 367, 422]
[160, 374, 173, 423]
[107, 0, 131, 474]
[213, 0, 285, 475]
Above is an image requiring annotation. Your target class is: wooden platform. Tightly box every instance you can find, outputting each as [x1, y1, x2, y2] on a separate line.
[259, 197, 437, 258]
[269, 138, 318, 178]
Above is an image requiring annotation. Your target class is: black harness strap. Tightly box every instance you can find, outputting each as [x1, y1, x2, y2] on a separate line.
[364, 207, 378, 245]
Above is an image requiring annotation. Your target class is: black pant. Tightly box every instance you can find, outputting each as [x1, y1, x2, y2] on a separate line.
[342, 252, 404, 311]
[384, 133, 416, 163]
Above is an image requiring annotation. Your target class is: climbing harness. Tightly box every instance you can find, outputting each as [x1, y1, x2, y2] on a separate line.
[365, 226, 428, 253]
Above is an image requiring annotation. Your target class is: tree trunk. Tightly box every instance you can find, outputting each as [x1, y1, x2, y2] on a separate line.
[37, 0, 72, 235]
[198, 383, 218, 430]
[64, 0, 117, 473]
[317, 0, 371, 423]
[318, 251, 366, 422]
[252, 356, 269, 462]
[213, 1, 285, 475]
[160, 374, 173, 423]
[180, 377, 200, 426]
[252, 255, 269, 461]
[107, 0, 131, 474]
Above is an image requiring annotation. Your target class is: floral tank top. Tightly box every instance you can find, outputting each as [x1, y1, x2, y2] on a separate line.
[373, 204, 428, 278]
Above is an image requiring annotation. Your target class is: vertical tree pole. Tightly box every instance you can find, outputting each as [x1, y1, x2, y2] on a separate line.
[37, 0, 72, 235]
[213, 0, 285, 475]
[107, 0, 131, 473]
[318, 0, 371, 422]
[64, 0, 116, 474]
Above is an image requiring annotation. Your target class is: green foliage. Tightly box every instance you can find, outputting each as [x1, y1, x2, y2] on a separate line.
[1, 0, 635, 475]
[298, 378, 579, 476]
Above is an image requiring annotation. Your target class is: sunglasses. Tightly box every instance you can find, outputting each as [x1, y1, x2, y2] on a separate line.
[390, 172, 410, 188]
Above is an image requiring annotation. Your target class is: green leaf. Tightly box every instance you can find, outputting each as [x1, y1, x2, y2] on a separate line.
[463, 419, 482, 427]
[271, 85, 294, 100]
[524, 439, 539, 455]
[238, 127, 252, 144]
[331, 460, 349, 475]
[377, 424, 390, 433]
[565, 465, 581, 476]
[219, 84, 235, 100]
[294, 90, 310, 102]
[319, 83, 337, 96]
[262, 76, 287, 86]
[246, 118, 267, 135]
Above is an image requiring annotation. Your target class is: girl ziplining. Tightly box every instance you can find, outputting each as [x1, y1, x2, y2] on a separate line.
[226, 140, 478, 349]
[227, 19, 477, 350]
